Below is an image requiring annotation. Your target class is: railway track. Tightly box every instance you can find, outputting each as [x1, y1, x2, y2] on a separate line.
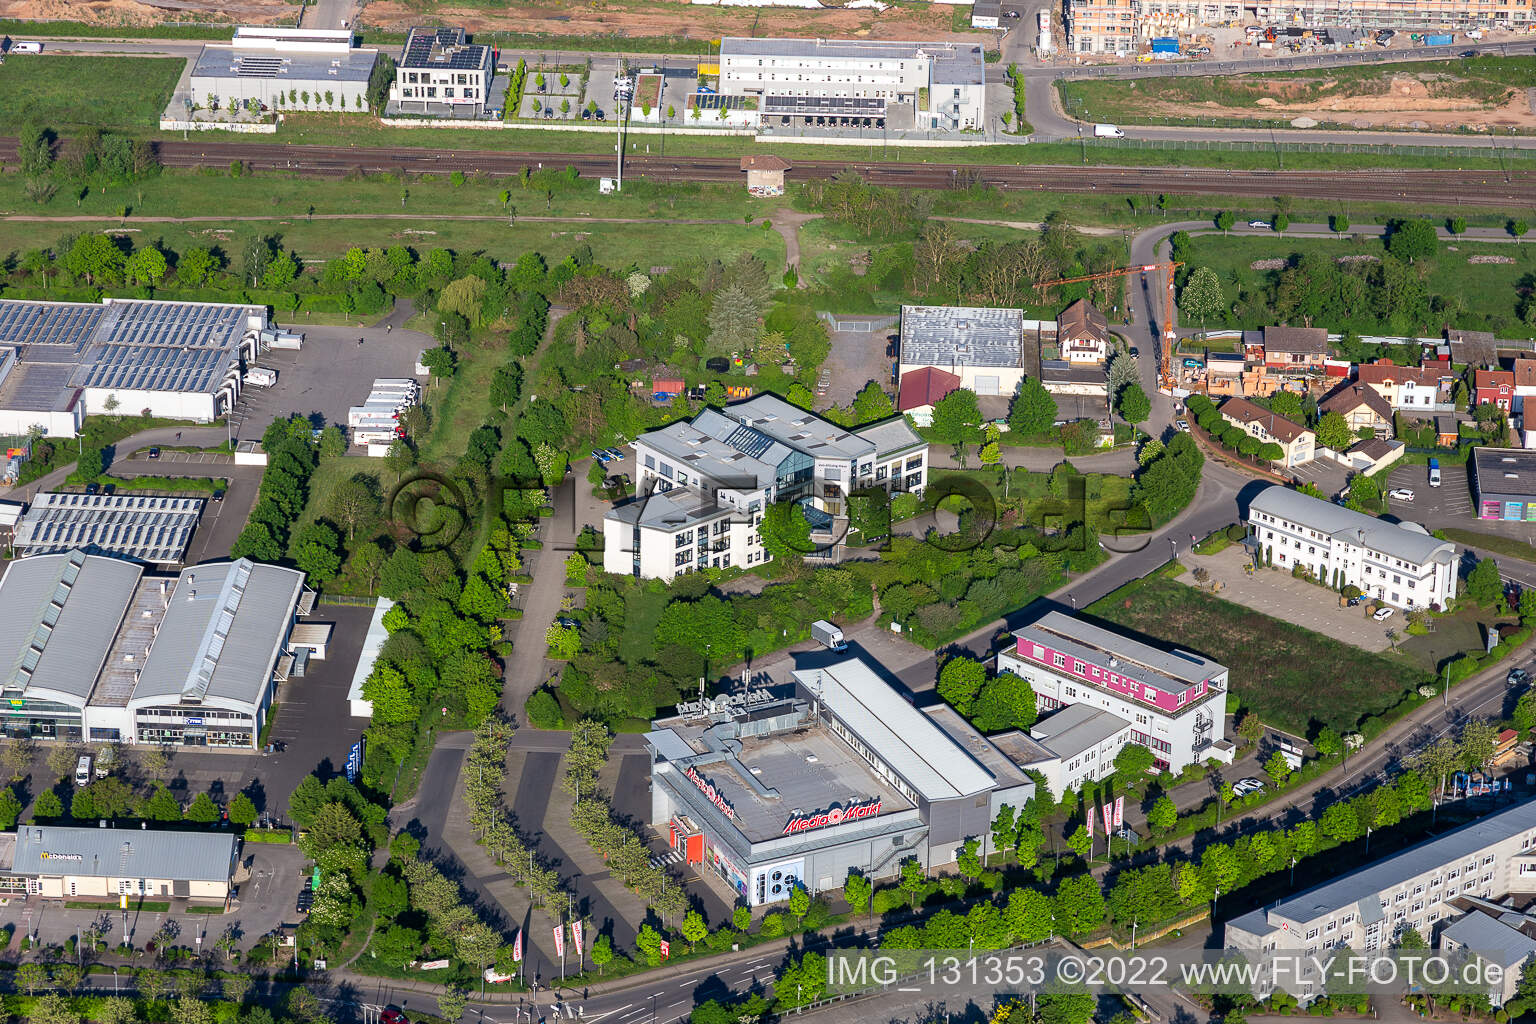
[2, 137, 1534, 207]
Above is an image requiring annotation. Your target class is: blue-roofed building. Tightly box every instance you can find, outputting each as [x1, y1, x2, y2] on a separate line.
[603, 395, 927, 580]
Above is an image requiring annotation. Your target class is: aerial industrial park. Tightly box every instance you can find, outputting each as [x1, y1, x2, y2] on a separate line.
[5, 0, 1536, 1023]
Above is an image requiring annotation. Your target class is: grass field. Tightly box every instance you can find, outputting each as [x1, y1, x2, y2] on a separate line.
[1057, 55, 1536, 130]
[0, 55, 183, 132]
[1087, 574, 1427, 734]
[294, 456, 384, 538]
[1440, 528, 1536, 564]
[1178, 232, 1536, 336]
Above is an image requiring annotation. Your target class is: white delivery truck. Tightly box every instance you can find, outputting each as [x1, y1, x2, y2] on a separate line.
[245, 367, 278, 386]
[10, 41, 43, 54]
[1094, 123, 1126, 138]
[811, 619, 847, 652]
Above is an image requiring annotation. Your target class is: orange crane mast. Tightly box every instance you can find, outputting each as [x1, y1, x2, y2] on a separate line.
[1036, 261, 1183, 391]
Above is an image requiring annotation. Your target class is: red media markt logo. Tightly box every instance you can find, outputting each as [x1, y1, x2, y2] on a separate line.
[782, 798, 882, 835]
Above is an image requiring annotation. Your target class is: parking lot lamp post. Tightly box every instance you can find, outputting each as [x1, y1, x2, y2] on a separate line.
[112, 968, 118, 995]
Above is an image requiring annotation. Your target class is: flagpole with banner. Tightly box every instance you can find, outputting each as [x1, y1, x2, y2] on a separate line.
[571, 918, 585, 973]
[553, 924, 566, 982]
[512, 929, 523, 987]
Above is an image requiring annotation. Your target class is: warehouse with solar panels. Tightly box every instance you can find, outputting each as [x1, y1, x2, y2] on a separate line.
[13, 492, 204, 567]
[190, 27, 379, 112]
[0, 550, 310, 746]
[0, 298, 270, 438]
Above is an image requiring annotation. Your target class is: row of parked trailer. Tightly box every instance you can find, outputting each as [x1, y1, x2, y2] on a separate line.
[349, 378, 421, 450]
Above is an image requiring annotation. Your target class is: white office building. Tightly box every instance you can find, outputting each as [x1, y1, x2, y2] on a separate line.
[190, 27, 378, 113]
[994, 611, 1235, 794]
[1246, 485, 1458, 610]
[603, 395, 927, 581]
[1226, 799, 1536, 1004]
[718, 37, 986, 131]
[390, 26, 496, 116]
[0, 298, 270, 438]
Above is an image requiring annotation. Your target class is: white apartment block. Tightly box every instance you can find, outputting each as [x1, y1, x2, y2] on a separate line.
[1247, 485, 1457, 610]
[603, 395, 928, 581]
[1227, 800, 1536, 1004]
[1068, 0, 1531, 54]
[995, 611, 1235, 794]
[718, 37, 986, 131]
[390, 27, 494, 115]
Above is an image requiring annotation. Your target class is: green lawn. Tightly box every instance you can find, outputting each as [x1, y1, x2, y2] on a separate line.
[1440, 528, 1536, 564]
[294, 455, 383, 537]
[0, 55, 183, 132]
[1179, 232, 1536, 337]
[618, 586, 670, 664]
[1057, 55, 1536, 130]
[1086, 575, 1427, 735]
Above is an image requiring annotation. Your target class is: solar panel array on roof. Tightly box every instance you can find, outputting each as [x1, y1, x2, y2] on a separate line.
[15, 493, 203, 565]
[400, 26, 487, 70]
[232, 56, 285, 77]
[764, 95, 884, 115]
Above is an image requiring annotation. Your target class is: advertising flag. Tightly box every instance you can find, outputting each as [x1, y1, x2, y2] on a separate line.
[571, 919, 584, 952]
[552, 925, 565, 958]
[1102, 803, 1113, 836]
[1086, 806, 1094, 836]
[512, 931, 523, 963]
[659, 939, 671, 960]
[1113, 796, 1125, 830]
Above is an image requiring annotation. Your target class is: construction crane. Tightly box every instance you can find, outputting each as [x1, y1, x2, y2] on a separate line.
[1036, 262, 1184, 390]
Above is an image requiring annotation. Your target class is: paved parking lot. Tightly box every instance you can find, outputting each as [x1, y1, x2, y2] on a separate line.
[1384, 462, 1474, 519]
[1182, 546, 1395, 652]
[1289, 458, 1348, 495]
[821, 315, 897, 408]
[232, 322, 428, 442]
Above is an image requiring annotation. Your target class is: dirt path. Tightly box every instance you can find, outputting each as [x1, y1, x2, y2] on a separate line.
[761, 207, 819, 280]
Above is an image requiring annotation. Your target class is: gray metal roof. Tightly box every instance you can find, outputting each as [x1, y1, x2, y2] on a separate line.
[724, 395, 875, 462]
[856, 416, 925, 460]
[608, 487, 726, 531]
[1016, 610, 1227, 689]
[15, 492, 203, 566]
[130, 559, 304, 711]
[794, 659, 996, 801]
[1258, 800, 1536, 933]
[1248, 485, 1456, 566]
[1443, 911, 1536, 969]
[0, 551, 143, 702]
[1030, 703, 1131, 760]
[9, 825, 237, 882]
[0, 299, 263, 404]
[1473, 448, 1536, 500]
[901, 305, 1025, 370]
[192, 42, 377, 84]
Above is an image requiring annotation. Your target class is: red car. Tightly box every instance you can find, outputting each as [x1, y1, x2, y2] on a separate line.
[382, 1010, 408, 1024]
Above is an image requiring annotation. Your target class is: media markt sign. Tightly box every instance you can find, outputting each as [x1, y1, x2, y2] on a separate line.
[783, 798, 882, 835]
[683, 765, 736, 821]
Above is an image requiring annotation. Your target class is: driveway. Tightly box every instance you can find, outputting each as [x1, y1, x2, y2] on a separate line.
[1385, 462, 1475, 520]
[1181, 546, 1395, 653]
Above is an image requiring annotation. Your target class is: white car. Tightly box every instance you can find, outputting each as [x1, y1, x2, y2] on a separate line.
[1176, 419, 1189, 431]
[1248, 219, 1271, 229]
[1373, 606, 1395, 621]
[1388, 488, 1414, 501]
[1232, 778, 1265, 796]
